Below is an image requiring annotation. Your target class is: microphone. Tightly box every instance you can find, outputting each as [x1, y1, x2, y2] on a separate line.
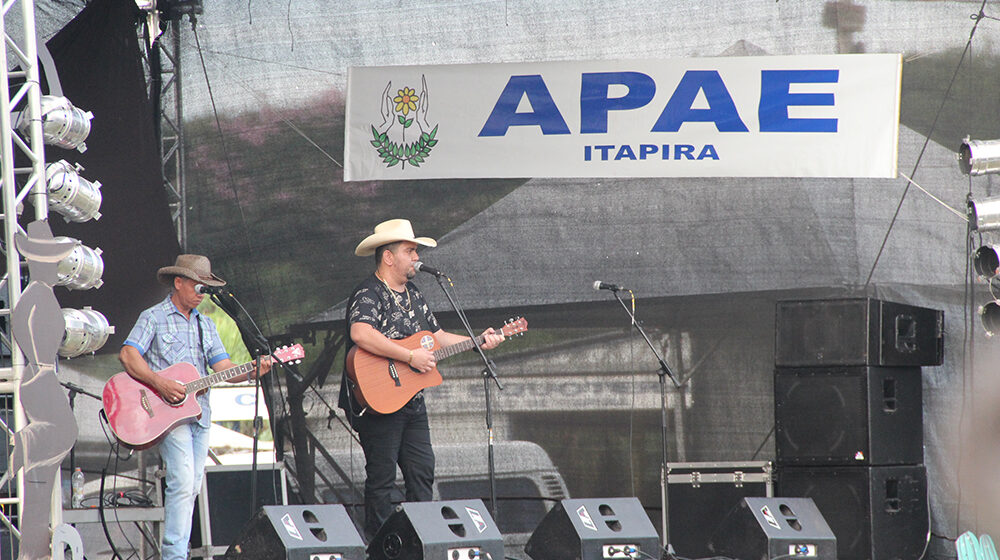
[593, 281, 627, 292]
[414, 261, 447, 278]
[195, 284, 225, 295]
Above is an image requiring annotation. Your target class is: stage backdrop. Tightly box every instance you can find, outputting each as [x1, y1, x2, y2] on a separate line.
[32, 2, 1000, 559]
[344, 54, 902, 180]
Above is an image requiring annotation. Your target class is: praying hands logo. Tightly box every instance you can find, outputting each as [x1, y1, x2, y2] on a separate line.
[369, 74, 439, 169]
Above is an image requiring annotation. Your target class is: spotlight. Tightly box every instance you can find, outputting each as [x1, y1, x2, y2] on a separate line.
[17, 96, 93, 153]
[45, 160, 102, 222]
[968, 196, 1000, 232]
[56, 239, 104, 290]
[959, 137, 1000, 176]
[59, 307, 114, 358]
[974, 245, 1000, 279]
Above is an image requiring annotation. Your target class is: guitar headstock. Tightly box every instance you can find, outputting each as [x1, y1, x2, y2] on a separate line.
[500, 317, 528, 337]
[274, 343, 305, 365]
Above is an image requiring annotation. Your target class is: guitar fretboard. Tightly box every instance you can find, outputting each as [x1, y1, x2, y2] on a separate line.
[184, 362, 258, 393]
[433, 335, 487, 361]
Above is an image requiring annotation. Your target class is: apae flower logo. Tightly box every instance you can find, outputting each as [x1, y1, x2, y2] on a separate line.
[370, 75, 439, 169]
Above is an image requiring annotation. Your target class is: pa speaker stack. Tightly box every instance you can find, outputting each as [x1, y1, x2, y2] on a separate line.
[774, 298, 941, 560]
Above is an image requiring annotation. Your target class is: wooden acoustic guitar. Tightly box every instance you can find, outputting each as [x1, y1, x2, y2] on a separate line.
[346, 317, 527, 414]
[102, 344, 304, 448]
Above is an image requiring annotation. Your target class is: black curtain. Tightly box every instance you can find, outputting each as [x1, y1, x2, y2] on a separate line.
[44, 0, 180, 351]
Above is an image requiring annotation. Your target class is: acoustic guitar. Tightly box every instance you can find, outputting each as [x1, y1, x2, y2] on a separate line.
[102, 344, 304, 448]
[346, 317, 527, 414]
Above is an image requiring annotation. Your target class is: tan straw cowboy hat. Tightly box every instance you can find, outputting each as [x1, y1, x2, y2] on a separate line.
[355, 219, 437, 257]
[157, 254, 227, 287]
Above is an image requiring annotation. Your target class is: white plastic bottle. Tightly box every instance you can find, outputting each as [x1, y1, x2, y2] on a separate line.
[71, 467, 85, 508]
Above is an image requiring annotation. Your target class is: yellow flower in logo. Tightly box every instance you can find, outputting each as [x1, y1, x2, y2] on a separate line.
[393, 87, 419, 116]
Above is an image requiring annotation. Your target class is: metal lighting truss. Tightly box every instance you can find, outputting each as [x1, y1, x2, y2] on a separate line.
[0, 0, 52, 544]
[144, 14, 187, 250]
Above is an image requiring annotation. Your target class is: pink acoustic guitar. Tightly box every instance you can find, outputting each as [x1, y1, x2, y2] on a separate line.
[102, 344, 304, 448]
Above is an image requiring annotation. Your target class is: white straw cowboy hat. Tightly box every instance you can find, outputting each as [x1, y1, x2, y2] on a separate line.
[355, 219, 437, 257]
[157, 254, 227, 287]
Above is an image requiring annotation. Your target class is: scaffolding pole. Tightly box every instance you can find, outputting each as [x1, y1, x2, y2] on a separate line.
[0, 0, 55, 548]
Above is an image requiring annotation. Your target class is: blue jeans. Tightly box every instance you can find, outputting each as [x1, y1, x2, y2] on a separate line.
[159, 422, 210, 560]
[354, 394, 435, 540]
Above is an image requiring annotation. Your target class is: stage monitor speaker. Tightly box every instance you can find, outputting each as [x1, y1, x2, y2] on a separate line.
[524, 497, 660, 560]
[708, 497, 836, 560]
[367, 499, 504, 560]
[778, 465, 928, 560]
[774, 366, 923, 466]
[224, 504, 365, 560]
[775, 298, 943, 367]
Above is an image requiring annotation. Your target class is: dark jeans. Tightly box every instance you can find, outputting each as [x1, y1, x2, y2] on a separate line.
[354, 393, 435, 540]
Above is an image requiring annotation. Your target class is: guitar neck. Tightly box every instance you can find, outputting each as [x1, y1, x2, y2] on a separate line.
[433, 334, 488, 361]
[185, 361, 258, 394]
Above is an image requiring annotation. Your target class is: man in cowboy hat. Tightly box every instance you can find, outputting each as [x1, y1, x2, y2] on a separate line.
[119, 254, 272, 560]
[340, 219, 505, 540]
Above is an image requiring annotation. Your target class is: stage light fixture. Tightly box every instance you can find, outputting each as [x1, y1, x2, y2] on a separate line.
[45, 160, 102, 223]
[55, 239, 104, 290]
[17, 96, 93, 152]
[974, 245, 1000, 279]
[59, 307, 114, 358]
[982, 301, 1000, 337]
[968, 195, 1000, 232]
[959, 137, 1000, 176]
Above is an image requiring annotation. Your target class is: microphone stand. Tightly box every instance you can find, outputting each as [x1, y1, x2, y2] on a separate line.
[209, 288, 274, 519]
[607, 289, 681, 552]
[431, 273, 504, 522]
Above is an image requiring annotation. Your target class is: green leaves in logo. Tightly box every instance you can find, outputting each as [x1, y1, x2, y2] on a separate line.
[369, 124, 438, 169]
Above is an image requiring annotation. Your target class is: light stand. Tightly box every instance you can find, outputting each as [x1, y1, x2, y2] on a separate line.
[431, 273, 504, 522]
[606, 289, 681, 552]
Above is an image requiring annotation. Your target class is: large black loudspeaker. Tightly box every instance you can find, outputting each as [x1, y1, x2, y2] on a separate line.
[774, 366, 923, 466]
[775, 298, 943, 367]
[367, 499, 504, 560]
[708, 497, 836, 560]
[778, 465, 928, 560]
[524, 498, 660, 560]
[224, 505, 365, 560]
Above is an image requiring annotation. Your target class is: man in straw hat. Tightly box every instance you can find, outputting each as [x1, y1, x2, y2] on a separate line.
[119, 254, 272, 560]
[340, 219, 505, 539]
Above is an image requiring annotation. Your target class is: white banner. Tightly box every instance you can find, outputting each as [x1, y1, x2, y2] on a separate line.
[344, 54, 901, 180]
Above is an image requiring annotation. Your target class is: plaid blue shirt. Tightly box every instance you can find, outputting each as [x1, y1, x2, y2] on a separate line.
[123, 295, 229, 427]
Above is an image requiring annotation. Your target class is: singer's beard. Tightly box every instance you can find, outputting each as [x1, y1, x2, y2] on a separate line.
[406, 267, 416, 280]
